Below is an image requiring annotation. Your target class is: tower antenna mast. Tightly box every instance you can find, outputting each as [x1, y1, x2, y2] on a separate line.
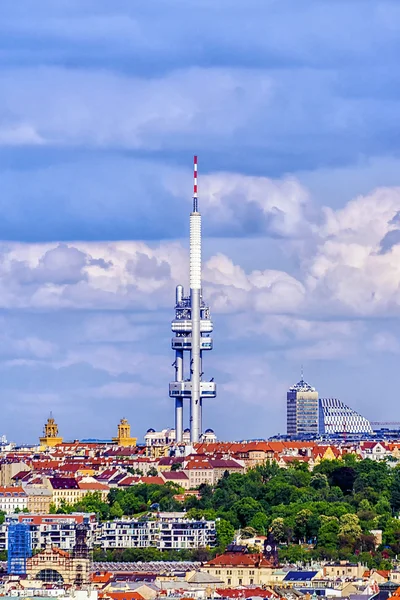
[169, 156, 216, 444]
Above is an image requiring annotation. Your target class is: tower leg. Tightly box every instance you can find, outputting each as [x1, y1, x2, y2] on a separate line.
[190, 289, 201, 443]
[175, 350, 183, 443]
[175, 398, 183, 443]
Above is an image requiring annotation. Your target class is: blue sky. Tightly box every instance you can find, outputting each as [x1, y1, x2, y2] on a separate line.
[2, 0, 400, 442]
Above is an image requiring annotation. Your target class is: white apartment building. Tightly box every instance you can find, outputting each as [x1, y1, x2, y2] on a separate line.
[0, 512, 216, 552]
[0, 487, 28, 514]
[0, 513, 97, 551]
[99, 513, 216, 550]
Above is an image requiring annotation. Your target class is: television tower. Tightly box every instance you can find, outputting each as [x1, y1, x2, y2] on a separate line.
[169, 156, 216, 443]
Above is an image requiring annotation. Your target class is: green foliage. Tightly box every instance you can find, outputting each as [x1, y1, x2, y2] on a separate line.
[215, 518, 235, 552]
[48, 455, 400, 565]
[171, 462, 183, 472]
[310, 473, 328, 490]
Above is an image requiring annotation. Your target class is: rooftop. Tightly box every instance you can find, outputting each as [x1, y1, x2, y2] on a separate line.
[288, 378, 316, 393]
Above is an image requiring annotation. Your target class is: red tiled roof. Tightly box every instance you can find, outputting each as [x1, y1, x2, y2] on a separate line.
[117, 475, 140, 487]
[207, 552, 275, 568]
[91, 571, 113, 584]
[0, 486, 26, 497]
[78, 482, 109, 491]
[101, 592, 144, 600]
[138, 476, 164, 485]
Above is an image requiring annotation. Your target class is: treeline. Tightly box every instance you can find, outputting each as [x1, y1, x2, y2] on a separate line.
[182, 456, 400, 567]
[55, 456, 400, 566]
[52, 481, 187, 520]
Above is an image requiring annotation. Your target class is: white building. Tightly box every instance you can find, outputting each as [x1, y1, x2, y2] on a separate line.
[99, 512, 216, 550]
[319, 398, 373, 434]
[0, 513, 97, 551]
[0, 487, 28, 514]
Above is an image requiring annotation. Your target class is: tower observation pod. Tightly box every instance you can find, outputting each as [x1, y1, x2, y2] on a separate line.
[169, 156, 216, 443]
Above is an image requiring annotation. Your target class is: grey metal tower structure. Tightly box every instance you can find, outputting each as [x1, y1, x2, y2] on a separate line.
[169, 156, 216, 443]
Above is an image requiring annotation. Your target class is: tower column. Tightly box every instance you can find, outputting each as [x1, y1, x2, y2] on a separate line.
[175, 349, 183, 442]
[190, 288, 201, 443]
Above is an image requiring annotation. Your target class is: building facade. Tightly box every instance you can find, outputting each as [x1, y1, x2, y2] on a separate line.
[319, 398, 373, 434]
[99, 513, 216, 550]
[287, 378, 319, 437]
[0, 513, 96, 552]
[0, 487, 28, 514]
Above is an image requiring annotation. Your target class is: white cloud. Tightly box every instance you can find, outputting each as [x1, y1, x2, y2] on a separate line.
[306, 186, 400, 316]
[167, 169, 311, 238]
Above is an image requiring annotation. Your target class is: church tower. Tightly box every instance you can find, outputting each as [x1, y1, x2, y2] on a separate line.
[112, 418, 137, 447]
[39, 414, 63, 448]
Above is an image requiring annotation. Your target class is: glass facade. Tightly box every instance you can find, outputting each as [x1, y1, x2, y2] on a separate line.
[286, 379, 319, 437]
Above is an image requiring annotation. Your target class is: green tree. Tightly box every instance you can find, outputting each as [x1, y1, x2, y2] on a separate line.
[216, 518, 235, 552]
[110, 501, 123, 519]
[232, 497, 262, 527]
[270, 517, 286, 543]
[338, 513, 362, 547]
[171, 462, 183, 472]
[310, 473, 329, 490]
[249, 511, 269, 535]
[318, 517, 339, 550]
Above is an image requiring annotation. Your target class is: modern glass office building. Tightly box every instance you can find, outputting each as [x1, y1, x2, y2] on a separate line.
[319, 398, 372, 434]
[287, 378, 319, 437]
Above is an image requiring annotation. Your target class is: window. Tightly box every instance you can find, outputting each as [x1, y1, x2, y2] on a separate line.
[239, 579, 242, 585]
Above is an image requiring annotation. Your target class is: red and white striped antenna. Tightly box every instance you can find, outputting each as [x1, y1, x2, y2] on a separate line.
[193, 155, 198, 212]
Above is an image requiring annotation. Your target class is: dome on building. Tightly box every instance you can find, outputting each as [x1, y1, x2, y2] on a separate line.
[146, 428, 155, 433]
[184, 428, 190, 433]
[205, 428, 214, 433]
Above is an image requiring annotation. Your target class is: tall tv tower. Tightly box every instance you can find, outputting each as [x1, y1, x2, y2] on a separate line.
[169, 156, 216, 443]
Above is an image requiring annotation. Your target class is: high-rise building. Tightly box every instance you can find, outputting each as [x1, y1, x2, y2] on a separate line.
[169, 156, 216, 443]
[319, 398, 372, 435]
[287, 377, 319, 437]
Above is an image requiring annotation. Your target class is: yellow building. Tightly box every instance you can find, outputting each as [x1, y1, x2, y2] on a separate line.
[39, 414, 63, 448]
[112, 418, 137, 447]
[24, 486, 52, 513]
[46, 478, 83, 509]
[203, 551, 284, 587]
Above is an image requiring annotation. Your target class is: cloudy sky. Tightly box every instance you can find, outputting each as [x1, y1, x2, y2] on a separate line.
[2, 0, 400, 443]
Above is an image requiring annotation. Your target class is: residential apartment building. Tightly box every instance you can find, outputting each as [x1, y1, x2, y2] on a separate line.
[0, 487, 28, 514]
[99, 512, 216, 550]
[47, 477, 82, 508]
[0, 513, 97, 551]
[183, 456, 245, 488]
[23, 485, 52, 513]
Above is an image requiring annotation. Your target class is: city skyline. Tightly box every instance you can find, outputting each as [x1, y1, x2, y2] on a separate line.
[1, 2, 400, 441]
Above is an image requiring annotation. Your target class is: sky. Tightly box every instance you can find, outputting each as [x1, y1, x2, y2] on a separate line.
[2, 0, 400, 442]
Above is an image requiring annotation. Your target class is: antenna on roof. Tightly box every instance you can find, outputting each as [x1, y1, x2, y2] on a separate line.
[300, 364, 304, 381]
